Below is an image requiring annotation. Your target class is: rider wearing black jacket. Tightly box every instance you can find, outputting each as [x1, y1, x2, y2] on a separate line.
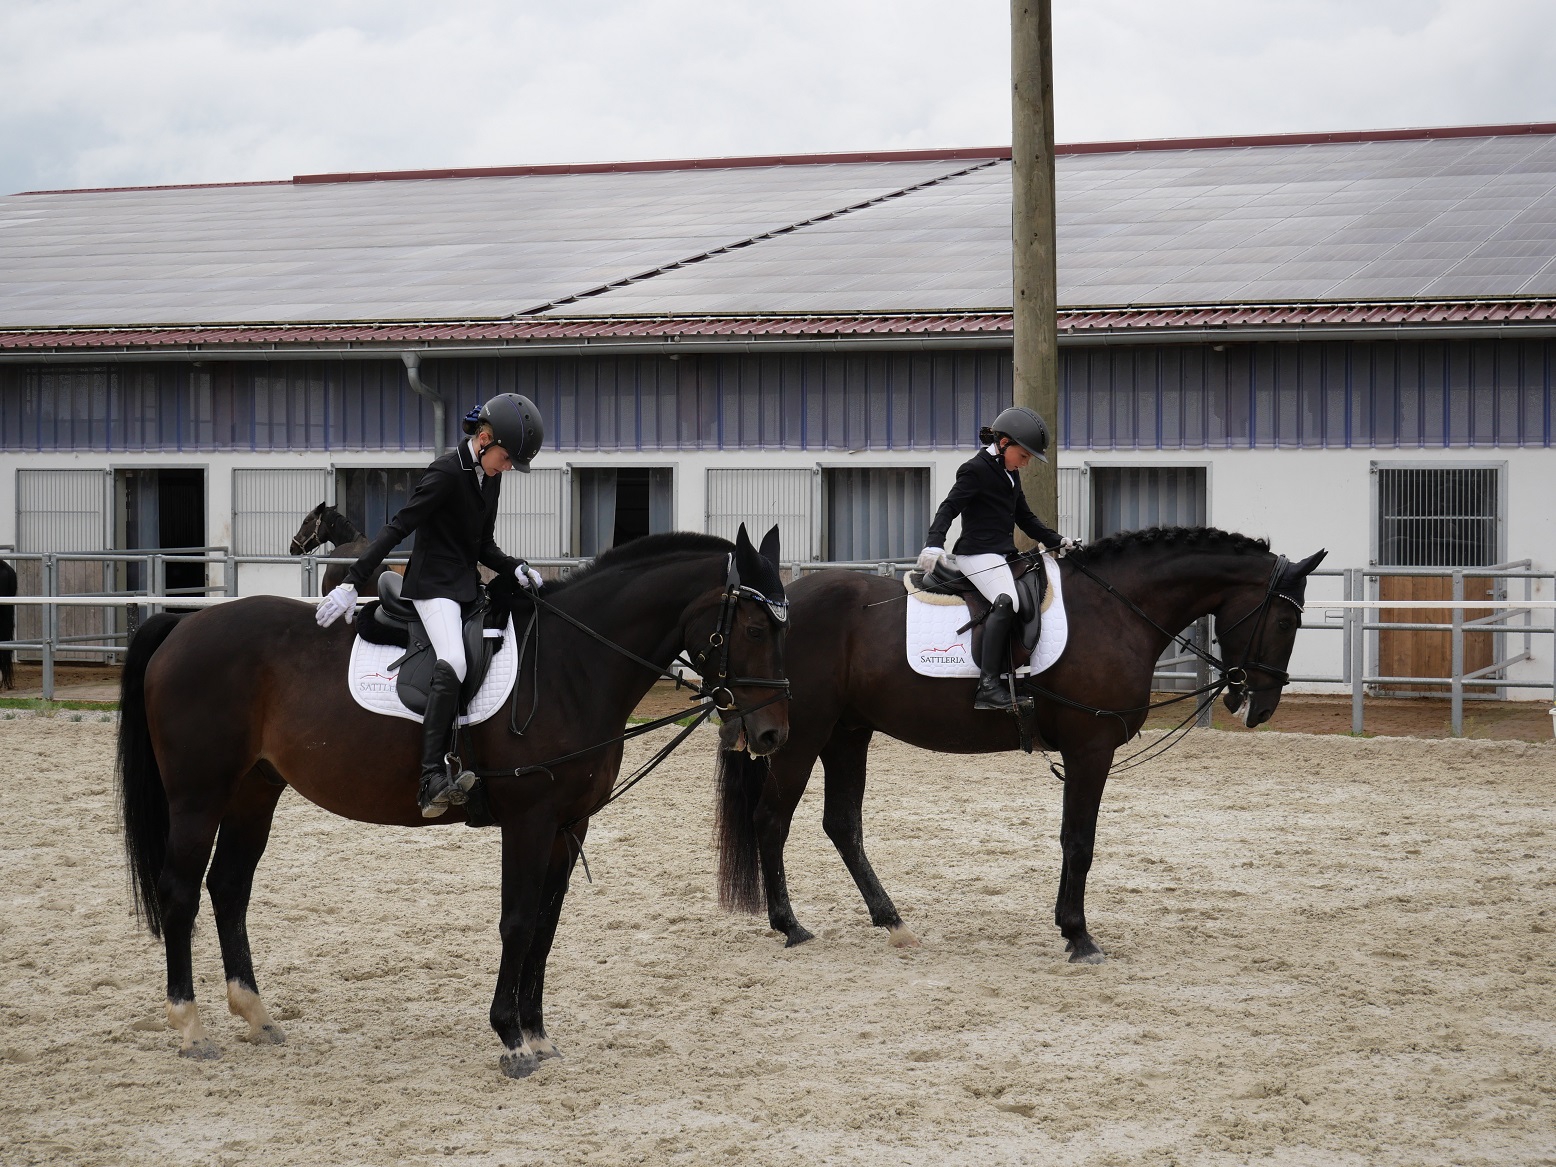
[316, 393, 546, 818]
[918, 406, 1072, 711]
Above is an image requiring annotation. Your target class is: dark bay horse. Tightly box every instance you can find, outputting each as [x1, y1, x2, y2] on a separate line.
[715, 527, 1325, 963]
[289, 502, 390, 593]
[119, 528, 789, 1077]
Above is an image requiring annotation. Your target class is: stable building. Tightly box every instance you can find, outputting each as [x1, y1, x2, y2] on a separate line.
[2, 123, 1553, 691]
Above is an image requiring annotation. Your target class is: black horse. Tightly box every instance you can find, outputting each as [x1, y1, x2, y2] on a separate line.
[289, 502, 388, 594]
[715, 527, 1325, 963]
[0, 557, 15, 689]
[118, 528, 789, 1077]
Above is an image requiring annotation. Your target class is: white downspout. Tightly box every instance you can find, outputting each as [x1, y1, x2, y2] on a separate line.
[401, 352, 445, 456]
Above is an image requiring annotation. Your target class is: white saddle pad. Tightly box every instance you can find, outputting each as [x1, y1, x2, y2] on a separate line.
[905, 553, 1068, 679]
[347, 617, 519, 725]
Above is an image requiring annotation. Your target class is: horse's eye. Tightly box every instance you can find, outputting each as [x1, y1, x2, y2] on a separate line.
[745, 624, 767, 642]
[1277, 618, 1293, 632]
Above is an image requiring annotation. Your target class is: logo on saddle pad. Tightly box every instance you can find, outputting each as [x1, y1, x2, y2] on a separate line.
[357, 670, 398, 696]
[917, 640, 971, 668]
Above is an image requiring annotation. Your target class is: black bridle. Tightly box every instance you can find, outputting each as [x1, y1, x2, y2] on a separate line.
[1028, 551, 1304, 778]
[289, 509, 328, 555]
[1063, 551, 1299, 701]
[465, 552, 790, 797]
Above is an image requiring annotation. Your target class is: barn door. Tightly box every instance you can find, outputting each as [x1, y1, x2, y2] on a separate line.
[16, 469, 112, 661]
[1374, 466, 1501, 695]
[1090, 465, 1208, 690]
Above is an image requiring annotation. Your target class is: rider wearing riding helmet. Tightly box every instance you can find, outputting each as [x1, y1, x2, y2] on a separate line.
[917, 405, 1076, 712]
[316, 393, 546, 818]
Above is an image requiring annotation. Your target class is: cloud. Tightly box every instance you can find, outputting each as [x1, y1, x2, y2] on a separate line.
[2, 0, 1554, 194]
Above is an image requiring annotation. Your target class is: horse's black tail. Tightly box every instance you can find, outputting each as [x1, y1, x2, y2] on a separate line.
[0, 605, 12, 690]
[714, 749, 769, 915]
[0, 560, 15, 690]
[116, 612, 184, 938]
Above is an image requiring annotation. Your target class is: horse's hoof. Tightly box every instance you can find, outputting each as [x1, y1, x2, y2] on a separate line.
[246, 1024, 286, 1045]
[783, 926, 816, 948]
[1067, 946, 1106, 965]
[531, 1039, 563, 1062]
[179, 1038, 220, 1061]
[499, 1050, 539, 1079]
[887, 926, 921, 949]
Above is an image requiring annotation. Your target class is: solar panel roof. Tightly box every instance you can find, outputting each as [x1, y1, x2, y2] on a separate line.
[2, 130, 1555, 329]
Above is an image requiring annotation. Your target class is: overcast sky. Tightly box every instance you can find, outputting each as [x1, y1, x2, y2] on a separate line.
[3, 0, 1555, 195]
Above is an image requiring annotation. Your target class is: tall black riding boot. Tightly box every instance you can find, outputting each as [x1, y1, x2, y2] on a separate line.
[973, 595, 1017, 712]
[418, 661, 465, 819]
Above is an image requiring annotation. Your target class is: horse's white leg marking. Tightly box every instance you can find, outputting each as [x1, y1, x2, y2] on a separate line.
[226, 979, 286, 1044]
[166, 999, 219, 1059]
[887, 924, 922, 949]
[524, 1029, 562, 1060]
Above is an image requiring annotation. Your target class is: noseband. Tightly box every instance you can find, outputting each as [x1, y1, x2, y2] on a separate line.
[1216, 555, 1301, 699]
[689, 553, 792, 712]
[291, 509, 326, 555]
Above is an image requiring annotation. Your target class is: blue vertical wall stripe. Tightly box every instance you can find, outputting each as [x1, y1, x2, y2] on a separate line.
[5, 338, 1556, 453]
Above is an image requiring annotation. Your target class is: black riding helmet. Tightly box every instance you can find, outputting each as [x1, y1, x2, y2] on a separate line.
[988, 405, 1050, 463]
[473, 393, 544, 473]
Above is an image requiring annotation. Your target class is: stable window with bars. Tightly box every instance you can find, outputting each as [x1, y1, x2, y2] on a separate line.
[1376, 466, 1501, 567]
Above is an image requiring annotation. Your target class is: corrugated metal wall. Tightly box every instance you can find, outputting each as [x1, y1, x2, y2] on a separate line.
[706, 468, 814, 557]
[232, 468, 331, 556]
[495, 468, 565, 559]
[1060, 338, 1554, 450]
[3, 338, 1551, 453]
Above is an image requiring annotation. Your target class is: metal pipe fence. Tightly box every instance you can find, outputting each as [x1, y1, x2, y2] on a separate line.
[3, 551, 1552, 736]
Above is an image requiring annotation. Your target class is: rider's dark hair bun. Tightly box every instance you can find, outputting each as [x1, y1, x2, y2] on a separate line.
[978, 426, 999, 445]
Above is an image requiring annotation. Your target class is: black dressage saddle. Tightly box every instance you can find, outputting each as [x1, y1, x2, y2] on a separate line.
[911, 553, 1048, 670]
[355, 573, 507, 716]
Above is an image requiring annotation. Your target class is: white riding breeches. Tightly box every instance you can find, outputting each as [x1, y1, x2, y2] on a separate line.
[412, 597, 466, 682]
[957, 552, 1020, 614]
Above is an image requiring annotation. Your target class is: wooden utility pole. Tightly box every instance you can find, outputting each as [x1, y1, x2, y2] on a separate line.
[1011, 0, 1059, 530]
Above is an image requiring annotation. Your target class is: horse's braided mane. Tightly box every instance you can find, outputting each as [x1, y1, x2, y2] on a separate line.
[542, 532, 734, 595]
[1072, 526, 1270, 562]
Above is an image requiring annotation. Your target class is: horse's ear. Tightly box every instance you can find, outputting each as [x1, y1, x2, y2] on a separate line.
[1295, 549, 1327, 575]
[735, 523, 753, 554]
[758, 524, 781, 566]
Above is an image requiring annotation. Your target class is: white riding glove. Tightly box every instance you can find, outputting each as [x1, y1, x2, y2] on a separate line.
[915, 546, 945, 574]
[514, 562, 544, 591]
[316, 582, 358, 627]
[1054, 536, 1079, 558]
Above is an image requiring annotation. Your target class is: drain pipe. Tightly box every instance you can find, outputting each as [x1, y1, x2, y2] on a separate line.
[401, 352, 445, 456]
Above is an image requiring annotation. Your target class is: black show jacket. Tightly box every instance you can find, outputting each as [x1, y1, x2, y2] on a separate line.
[925, 448, 1062, 556]
[345, 441, 522, 603]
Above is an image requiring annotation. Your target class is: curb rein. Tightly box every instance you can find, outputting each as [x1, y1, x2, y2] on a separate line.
[1034, 552, 1301, 777]
[462, 553, 791, 847]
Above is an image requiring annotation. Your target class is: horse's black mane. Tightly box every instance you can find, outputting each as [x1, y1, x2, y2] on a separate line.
[542, 532, 735, 595]
[1071, 526, 1270, 562]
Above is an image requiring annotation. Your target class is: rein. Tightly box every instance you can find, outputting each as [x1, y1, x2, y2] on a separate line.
[462, 554, 790, 826]
[1030, 552, 1299, 777]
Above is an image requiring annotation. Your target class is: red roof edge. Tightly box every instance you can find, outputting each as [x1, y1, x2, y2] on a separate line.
[292, 147, 1014, 185]
[1055, 121, 1556, 156]
[13, 179, 292, 197]
[17, 122, 1556, 197]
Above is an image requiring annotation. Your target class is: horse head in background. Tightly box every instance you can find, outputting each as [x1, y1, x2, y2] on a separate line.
[288, 502, 391, 595]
